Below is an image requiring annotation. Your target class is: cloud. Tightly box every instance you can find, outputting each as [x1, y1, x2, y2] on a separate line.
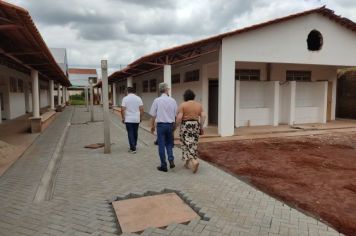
[4, 0, 356, 70]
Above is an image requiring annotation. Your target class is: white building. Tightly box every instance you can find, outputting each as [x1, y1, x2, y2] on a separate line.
[108, 7, 356, 136]
[0, 2, 70, 129]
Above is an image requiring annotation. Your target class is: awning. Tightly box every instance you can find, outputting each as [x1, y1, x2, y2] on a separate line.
[0, 1, 71, 86]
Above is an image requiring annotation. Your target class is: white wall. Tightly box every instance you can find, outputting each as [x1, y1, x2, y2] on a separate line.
[9, 93, 26, 119]
[295, 81, 327, 124]
[239, 81, 277, 126]
[0, 64, 32, 120]
[223, 13, 356, 67]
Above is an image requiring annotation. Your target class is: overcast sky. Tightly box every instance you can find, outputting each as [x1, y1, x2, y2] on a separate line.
[6, 0, 356, 72]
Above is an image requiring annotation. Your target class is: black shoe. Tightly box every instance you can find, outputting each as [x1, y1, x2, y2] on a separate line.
[157, 166, 168, 172]
[169, 160, 175, 169]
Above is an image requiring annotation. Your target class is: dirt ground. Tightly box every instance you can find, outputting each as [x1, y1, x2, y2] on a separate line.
[199, 132, 356, 236]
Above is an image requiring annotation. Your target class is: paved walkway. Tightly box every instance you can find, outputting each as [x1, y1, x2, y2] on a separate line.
[0, 106, 343, 236]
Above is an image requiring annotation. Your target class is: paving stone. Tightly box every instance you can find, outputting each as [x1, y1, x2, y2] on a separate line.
[0, 106, 345, 236]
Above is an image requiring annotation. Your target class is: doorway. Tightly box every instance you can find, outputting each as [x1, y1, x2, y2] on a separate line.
[208, 80, 218, 125]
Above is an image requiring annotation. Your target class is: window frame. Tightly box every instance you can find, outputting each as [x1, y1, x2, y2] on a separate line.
[235, 69, 260, 81]
[286, 70, 312, 82]
[184, 70, 199, 82]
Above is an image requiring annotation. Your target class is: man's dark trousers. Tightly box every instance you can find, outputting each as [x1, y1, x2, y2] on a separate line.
[125, 122, 139, 151]
[156, 123, 174, 169]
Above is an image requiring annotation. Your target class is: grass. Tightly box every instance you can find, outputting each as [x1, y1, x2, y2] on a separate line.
[70, 99, 86, 105]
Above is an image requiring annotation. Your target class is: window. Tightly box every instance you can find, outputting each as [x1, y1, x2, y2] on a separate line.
[143, 80, 149, 92]
[149, 79, 157, 92]
[17, 79, 24, 93]
[172, 74, 180, 84]
[286, 71, 311, 81]
[307, 30, 323, 51]
[10, 77, 17, 92]
[235, 69, 260, 80]
[184, 70, 199, 82]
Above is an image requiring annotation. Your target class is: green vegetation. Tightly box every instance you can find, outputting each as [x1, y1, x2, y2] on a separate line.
[70, 92, 85, 105]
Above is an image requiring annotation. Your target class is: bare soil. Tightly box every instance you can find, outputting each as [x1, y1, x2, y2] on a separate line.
[199, 132, 356, 236]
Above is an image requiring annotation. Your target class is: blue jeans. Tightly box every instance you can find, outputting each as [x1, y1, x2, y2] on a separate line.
[125, 123, 139, 151]
[156, 123, 174, 169]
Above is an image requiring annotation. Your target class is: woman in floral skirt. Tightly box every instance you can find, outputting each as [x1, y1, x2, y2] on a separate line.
[176, 89, 206, 173]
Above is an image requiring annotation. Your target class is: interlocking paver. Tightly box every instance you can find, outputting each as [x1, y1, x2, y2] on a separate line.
[0, 106, 345, 235]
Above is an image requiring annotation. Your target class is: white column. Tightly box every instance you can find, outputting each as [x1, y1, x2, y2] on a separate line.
[61, 86, 65, 105]
[331, 71, 337, 120]
[31, 70, 40, 118]
[289, 81, 296, 125]
[321, 81, 328, 123]
[50, 80, 55, 110]
[201, 64, 209, 127]
[112, 83, 117, 106]
[235, 80, 240, 127]
[218, 46, 235, 136]
[127, 77, 133, 87]
[57, 84, 62, 106]
[272, 81, 280, 126]
[163, 65, 172, 95]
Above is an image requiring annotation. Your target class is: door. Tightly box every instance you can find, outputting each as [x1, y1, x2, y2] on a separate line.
[208, 80, 218, 125]
[327, 81, 333, 121]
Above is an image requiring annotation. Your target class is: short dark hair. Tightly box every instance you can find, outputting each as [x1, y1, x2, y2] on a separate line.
[183, 89, 195, 101]
[127, 87, 135, 93]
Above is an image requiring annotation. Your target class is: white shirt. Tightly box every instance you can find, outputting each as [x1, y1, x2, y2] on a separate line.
[121, 93, 143, 123]
[149, 94, 177, 123]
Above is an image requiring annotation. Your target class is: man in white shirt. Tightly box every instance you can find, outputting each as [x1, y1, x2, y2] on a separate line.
[150, 83, 177, 172]
[121, 87, 144, 154]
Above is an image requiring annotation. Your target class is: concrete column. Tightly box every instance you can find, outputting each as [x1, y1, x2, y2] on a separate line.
[289, 81, 296, 125]
[85, 86, 89, 110]
[31, 70, 40, 118]
[101, 60, 111, 153]
[218, 46, 235, 136]
[235, 80, 240, 128]
[90, 84, 94, 122]
[127, 77, 133, 87]
[272, 81, 280, 126]
[57, 84, 62, 106]
[50, 80, 55, 110]
[61, 86, 65, 105]
[201, 64, 209, 127]
[163, 65, 172, 96]
[112, 83, 117, 106]
[100, 87, 103, 104]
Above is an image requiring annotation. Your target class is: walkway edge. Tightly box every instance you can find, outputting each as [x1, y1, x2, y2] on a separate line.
[33, 121, 71, 203]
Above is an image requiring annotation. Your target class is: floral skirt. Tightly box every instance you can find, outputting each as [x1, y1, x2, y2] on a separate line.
[180, 120, 200, 161]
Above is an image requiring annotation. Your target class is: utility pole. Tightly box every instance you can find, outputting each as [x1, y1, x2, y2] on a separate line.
[101, 60, 111, 154]
[85, 86, 89, 111]
[88, 77, 96, 122]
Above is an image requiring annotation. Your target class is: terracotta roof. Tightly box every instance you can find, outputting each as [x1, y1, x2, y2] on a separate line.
[108, 6, 356, 84]
[69, 68, 97, 75]
[0, 1, 71, 86]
